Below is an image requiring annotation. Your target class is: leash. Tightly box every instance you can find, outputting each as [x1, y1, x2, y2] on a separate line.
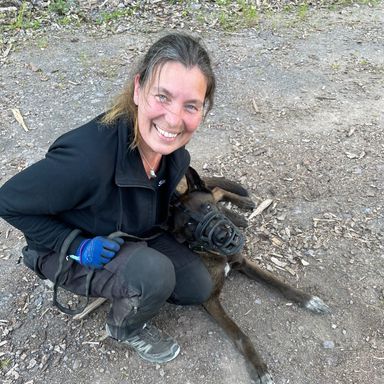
[52, 230, 162, 316]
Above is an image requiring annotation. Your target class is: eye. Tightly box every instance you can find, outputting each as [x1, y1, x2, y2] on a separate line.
[156, 94, 168, 103]
[204, 203, 212, 211]
[185, 104, 199, 113]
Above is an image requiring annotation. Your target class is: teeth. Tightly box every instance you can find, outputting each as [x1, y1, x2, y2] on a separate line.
[155, 125, 178, 138]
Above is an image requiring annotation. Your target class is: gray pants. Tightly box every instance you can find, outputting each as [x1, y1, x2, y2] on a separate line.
[23, 232, 213, 340]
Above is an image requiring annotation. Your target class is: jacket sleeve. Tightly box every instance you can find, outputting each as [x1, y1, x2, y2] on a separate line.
[0, 136, 94, 254]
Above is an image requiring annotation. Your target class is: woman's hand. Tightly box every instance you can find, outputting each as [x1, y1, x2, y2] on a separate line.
[70, 236, 124, 269]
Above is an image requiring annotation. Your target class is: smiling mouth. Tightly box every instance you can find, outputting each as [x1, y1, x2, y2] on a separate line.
[154, 124, 180, 139]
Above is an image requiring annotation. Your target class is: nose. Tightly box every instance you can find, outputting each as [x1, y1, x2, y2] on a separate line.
[164, 104, 183, 128]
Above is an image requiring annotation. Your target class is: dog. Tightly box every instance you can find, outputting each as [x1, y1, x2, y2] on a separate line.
[169, 166, 330, 384]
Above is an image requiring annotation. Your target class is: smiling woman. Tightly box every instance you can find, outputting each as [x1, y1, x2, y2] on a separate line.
[0, 33, 216, 365]
[134, 61, 207, 171]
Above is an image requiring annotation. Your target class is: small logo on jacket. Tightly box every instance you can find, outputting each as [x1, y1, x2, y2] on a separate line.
[158, 179, 166, 187]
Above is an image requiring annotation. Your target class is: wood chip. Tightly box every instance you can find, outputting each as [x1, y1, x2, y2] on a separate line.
[285, 266, 296, 276]
[300, 259, 310, 266]
[252, 98, 260, 114]
[2, 43, 13, 59]
[271, 257, 287, 268]
[271, 236, 284, 247]
[11, 108, 29, 132]
[249, 199, 273, 220]
[345, 151, 358, 159]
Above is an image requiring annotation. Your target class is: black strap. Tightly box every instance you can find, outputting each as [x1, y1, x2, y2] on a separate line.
[53, 229, 91, 315]
[52, 230, 163, 316]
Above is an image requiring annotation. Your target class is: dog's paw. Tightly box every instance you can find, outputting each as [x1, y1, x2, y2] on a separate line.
[250, 372, 274, 384]
[249, 366, 274, 384]
[305, 296, 331, 314]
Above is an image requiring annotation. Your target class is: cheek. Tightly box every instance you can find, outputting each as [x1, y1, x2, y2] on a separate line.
[184, 115, 203, 133]
[138, 99, 162, 120]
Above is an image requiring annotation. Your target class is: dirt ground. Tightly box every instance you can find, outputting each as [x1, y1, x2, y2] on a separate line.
[1, 3, 383, 384]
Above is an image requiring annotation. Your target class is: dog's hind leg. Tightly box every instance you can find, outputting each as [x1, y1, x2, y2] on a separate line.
[203, 177, 250, 197]
[203, 297, 274, 384]
[211, 187, 256, 210]
[234, 258, 330, 314]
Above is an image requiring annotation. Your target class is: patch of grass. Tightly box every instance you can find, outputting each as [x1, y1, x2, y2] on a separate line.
[48, 0, 71, 16]
[0, 358, 12, 371]
[331, 62, 341, 71]
[215, 1, 260, 31]
[58, 15, 72, 25]
[97, 8, 135, 24]
[297, 3, 309, 20]
[8, 1, 42, 30]
[215, 0, 233, 5]
[328, 0, 381, 9]
[36, 37, 49, 49]
[13, 1, 28, 29]
[240, 0, 259, 27]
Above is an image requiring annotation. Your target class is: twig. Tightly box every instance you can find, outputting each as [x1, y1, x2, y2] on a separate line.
[73, 297, 107, 320]
[11, 108, 29, 132]
[252, 98, 260, 114]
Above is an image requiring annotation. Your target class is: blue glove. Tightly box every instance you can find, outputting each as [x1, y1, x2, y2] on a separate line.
[70, 236, 124, 269]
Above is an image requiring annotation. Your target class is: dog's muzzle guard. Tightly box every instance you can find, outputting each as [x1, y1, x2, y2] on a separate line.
[175, 202, 245, 256]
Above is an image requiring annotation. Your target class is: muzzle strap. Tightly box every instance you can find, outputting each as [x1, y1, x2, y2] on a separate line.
[181, 207, 245, 256]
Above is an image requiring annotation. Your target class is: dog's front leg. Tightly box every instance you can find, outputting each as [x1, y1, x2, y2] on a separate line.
[236, 258, 330, 314]
[203, 297, 274, 384]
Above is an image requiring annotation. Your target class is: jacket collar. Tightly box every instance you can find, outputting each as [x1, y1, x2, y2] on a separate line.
[114, 117, 190, 189]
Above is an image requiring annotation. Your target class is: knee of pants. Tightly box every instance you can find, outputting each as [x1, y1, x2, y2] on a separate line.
[120, 246, 176, 304]
[170, 261, 214, 306]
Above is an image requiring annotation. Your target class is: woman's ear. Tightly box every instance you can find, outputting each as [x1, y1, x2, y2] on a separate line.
[133, 74, 141, 106]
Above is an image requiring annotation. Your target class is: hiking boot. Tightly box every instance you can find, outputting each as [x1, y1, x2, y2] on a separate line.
[106, 323, 180, 364]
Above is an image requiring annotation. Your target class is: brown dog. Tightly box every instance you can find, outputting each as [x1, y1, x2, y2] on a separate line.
[170, 167, 330, 384]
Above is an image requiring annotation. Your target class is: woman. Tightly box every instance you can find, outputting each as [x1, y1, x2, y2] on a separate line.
[0, 33, 216, 364]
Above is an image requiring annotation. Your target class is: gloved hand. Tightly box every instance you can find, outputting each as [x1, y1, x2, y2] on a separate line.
[70, 236, 124, 269]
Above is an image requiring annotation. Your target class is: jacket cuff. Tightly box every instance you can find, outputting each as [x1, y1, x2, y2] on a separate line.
[67, 235, 88, 256]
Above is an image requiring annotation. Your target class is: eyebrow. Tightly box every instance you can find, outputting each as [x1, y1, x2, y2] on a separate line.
[155, 86, 204, 107]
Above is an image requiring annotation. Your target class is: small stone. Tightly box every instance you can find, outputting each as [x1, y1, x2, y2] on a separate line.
[27, 358, 37, 369]
[323, 340, 335, 349]
[73, 359, 81, 369]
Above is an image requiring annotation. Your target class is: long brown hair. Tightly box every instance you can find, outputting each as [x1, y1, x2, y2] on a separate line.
[101, 32, 216, 148]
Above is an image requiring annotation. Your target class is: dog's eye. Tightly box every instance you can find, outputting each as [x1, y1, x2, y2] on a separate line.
[204, 203, 212, 211]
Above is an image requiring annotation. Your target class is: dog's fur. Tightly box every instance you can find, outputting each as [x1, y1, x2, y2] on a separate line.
[171, 167, 330, 384]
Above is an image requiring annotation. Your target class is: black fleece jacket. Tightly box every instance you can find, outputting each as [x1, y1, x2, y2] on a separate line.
[0, 115, 190, 254]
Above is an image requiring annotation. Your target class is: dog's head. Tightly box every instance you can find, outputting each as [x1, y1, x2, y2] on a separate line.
[170, 167, 245, 256]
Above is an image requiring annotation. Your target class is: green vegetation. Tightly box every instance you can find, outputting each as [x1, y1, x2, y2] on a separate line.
[97, 8, 136, 24]
[297, 3, 309, 20]
[48, 0, 71, 16]
[8, 1, 41, 30]
[1, 0, 382, 33]
[0, 358, 12, 371]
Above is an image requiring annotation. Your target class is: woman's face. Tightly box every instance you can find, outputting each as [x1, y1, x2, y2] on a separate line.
[134, 61, 207, 155]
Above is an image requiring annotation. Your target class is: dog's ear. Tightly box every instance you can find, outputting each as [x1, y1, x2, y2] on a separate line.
[185, 166, 209, 193]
